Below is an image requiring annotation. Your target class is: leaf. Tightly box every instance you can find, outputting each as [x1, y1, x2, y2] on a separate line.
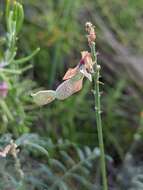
[60, 151, 75, 166]
[40, 164, 54, 177]
[79, 166, 90, 175]
[15, 134, 49, 156]
[77, 148, 85, 161]
[59, 181, 69, 190]
[49, 159, 66, 172]
[13, 48, 40, 64]
[13, 2, 24, 33]
[24, 142, 49, 157]
[84, 146, 92, 157]
[69, 173, 94, 189]
[15, 133, 39, 146]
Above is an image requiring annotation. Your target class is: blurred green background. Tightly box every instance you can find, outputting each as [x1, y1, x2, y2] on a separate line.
[19, 0, 143, 151]
[0, 0, 143, 189]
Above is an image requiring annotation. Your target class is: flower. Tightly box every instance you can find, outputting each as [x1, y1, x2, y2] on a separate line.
[32, 51, 95, 106]
[55, 77, 83, 100]
[0, 82, 8, 98]
[0, 61, 7, 68]
[63, 51, 94, 82]
[80, 51, 94, 73]
[79, 51, 95, 81]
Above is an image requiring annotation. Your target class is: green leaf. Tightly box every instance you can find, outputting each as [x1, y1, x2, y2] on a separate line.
[24, 141, 49, 157]
[59, 181, 69, 190]
[6, 0, 10, 25]
[76, 148, 85, 161]
[13, 2, 24, 33]
[49, 159, 66, 172]
[12, 48, 40, 64]
[69, 174, 95, 189]
[60, 151, 75, 166]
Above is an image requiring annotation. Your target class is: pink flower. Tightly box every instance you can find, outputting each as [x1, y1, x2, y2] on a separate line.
[32, 51, 95, 106]
[63, 51, 94, 82]
[0, 82, 8, 98]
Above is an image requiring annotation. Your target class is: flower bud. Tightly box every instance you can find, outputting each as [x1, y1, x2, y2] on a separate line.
[85, 22, 96, 44]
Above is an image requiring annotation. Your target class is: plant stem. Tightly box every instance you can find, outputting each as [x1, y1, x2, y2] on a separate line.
[91, 42, 108, 190]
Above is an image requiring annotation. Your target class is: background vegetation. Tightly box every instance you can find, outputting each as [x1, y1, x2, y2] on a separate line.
[0, 0, 143, 189]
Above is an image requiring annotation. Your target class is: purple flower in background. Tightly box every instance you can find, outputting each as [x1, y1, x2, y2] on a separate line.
[0, 82, 8, 98]
[0, 61, 7, 68]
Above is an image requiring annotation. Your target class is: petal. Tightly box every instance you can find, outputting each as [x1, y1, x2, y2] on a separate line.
[63, 67, 78, 80]
[81, 51, 94, 73]
[56, 77, 83, 100]
[31, 90, 56, 106]
[0, 82, 8, 98]
[72, 78, 83, 92]
[81, 51, 89, 59]
[80, 66, 92, 82]
[56, 80, 74, 100]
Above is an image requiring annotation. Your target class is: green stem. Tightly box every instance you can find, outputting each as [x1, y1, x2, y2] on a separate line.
[91, 42, 108, 190]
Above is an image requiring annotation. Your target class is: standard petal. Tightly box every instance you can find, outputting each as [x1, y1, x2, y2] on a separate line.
[63, 67, 78, 80]
[81, 51, 94, 73]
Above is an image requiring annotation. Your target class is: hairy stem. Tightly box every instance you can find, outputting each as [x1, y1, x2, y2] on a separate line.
[91, 42, 108, 190]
